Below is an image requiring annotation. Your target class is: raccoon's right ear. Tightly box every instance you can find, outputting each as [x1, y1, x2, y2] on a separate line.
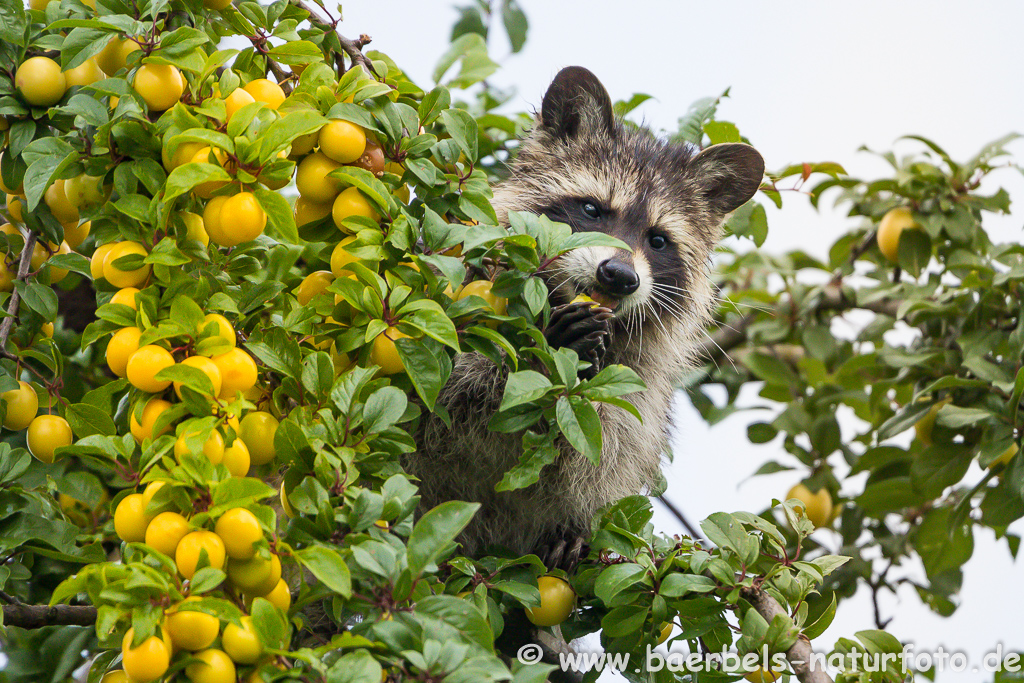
[540, 66, 615, 142]
[688, 143, 765, 216]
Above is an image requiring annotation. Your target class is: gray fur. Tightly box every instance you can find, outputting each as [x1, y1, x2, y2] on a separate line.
[406, 67, 764, 557]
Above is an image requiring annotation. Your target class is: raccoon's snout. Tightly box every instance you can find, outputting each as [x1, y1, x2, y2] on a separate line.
[596, 259, 639, 297]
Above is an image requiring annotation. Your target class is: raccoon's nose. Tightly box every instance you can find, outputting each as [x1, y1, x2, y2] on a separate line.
[596, 259, 639, 296]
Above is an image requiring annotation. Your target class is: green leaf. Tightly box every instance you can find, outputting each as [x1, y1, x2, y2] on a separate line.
[65, 403, 116, 438]
[581, 364, 646, 399]
[254, 188, 299, 244]
[501, 0, 529, 52]
[742, 351, 799, 386]
[17, 282, 59, 321]
[362, 386, 407, 434]
[659, 573, 718, 597]
[257, 109, 325, 159]
[326, 649, 383, 683]
[300, 351, 334, 400]
[250, 597, 290, 650]
[801, 592, 837, 640]
[495, 431, 558, 492]
[896, 227, 931, 277]
[327, 166, 393, 216]
[913, 507, 974, 580]
[440, 109, 479, 161]
[555, 395, 602, 465]
[163, 163, 232, 204]
[394, 336, 451, 411]
[406, 500, 480, 578]
[432, 33, 498, 87]
[500, 370, 553, 411]
[704, 121, 742, 145]
[601, 604, 648, 637]
[155, 364, 214, 397]
[418, 86, 451, 125]
[594, 563, 647, 605]
[0, 1, 27, 44]
[296, 546, 352, 598]
[266, 40, 323, 65]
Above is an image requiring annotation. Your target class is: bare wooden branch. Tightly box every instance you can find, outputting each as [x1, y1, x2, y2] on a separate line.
[817, 282, 900, 318]
[657, 494, 707, 543]
[0, 230, 38, 358]
[741, 585, 833, 683]
[3, 603, 97, 629]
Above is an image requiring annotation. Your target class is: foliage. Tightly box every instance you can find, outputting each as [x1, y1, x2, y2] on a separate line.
[697, 120, 1023, 623]
[0, 0, 1016, 683]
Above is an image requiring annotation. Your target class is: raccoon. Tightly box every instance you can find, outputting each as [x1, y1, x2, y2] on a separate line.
[409, 67, 764, 564]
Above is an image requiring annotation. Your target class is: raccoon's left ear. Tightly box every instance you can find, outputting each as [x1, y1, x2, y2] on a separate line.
[689, 143, 765, 215]
[540, 66, 615, 141]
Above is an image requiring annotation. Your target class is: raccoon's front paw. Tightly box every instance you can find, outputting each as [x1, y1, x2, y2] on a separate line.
[537, 531, 589, 573]
[545, 302, 612, 379]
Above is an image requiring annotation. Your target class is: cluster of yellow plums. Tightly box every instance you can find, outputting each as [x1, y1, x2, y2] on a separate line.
[0, 379, 72, 462]
[0, 147, 113, 464]
[108, 485, 288, 682]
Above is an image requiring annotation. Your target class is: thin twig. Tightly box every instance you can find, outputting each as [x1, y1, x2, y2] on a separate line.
[246, 34, 294, 95]
[289, 0, 377, 76]
[3, 603, 97, 629]
[0, 230, 38, 358]
[698, 281, 902, 368]
[0, 589, 23, 605]
[657, 494, 707, 543]
[867, 560, 894, 630]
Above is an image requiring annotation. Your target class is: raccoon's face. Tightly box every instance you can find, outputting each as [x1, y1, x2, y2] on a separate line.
[494, 67, 764, 335]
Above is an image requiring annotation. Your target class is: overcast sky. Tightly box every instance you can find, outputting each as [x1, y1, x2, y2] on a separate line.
[339, 2, 1024, 680]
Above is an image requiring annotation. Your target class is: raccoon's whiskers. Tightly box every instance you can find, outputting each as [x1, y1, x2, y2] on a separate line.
[653, 282, 773, 316]
[648, 289, 736, 373]
[649, 283, 747, 339]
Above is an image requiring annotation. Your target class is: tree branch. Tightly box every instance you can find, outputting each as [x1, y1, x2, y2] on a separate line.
[3, 603, 97, 629]
[289, 0, 377, 76]
[0, 230, 38, 358]
[657, 494, 707, 543]
[698, 282, 902, 368]
[816, 282, 900, 318]
[740, 585, 833, 683]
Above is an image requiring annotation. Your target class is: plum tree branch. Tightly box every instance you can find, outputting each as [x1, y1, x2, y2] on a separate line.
[289, 0, 377, 76]
[3, 603, 98, 629]
[0, 230, 38, 360]
[698, 283, 901, 367]
[657, 494, 707, 543]
[740, 585, 833, 683]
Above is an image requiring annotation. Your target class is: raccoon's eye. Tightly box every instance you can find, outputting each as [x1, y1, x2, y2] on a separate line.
[580, 201, 601, 219]
[648, 233, 668, 251]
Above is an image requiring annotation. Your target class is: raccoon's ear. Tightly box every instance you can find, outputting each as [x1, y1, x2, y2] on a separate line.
[688, 143, 765, 215]
[540, 66, 615, 141]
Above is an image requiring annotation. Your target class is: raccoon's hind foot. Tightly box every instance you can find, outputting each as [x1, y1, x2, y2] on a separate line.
[537, 531, 588, 573]
[545, 301, 612, 380]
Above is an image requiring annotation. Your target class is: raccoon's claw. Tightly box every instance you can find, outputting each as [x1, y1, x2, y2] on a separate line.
[545, 302, 612, 378]
[538, 533, 589, 573]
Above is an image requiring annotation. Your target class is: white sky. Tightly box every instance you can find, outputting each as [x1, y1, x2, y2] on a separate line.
[339, 2, 1024, 680]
